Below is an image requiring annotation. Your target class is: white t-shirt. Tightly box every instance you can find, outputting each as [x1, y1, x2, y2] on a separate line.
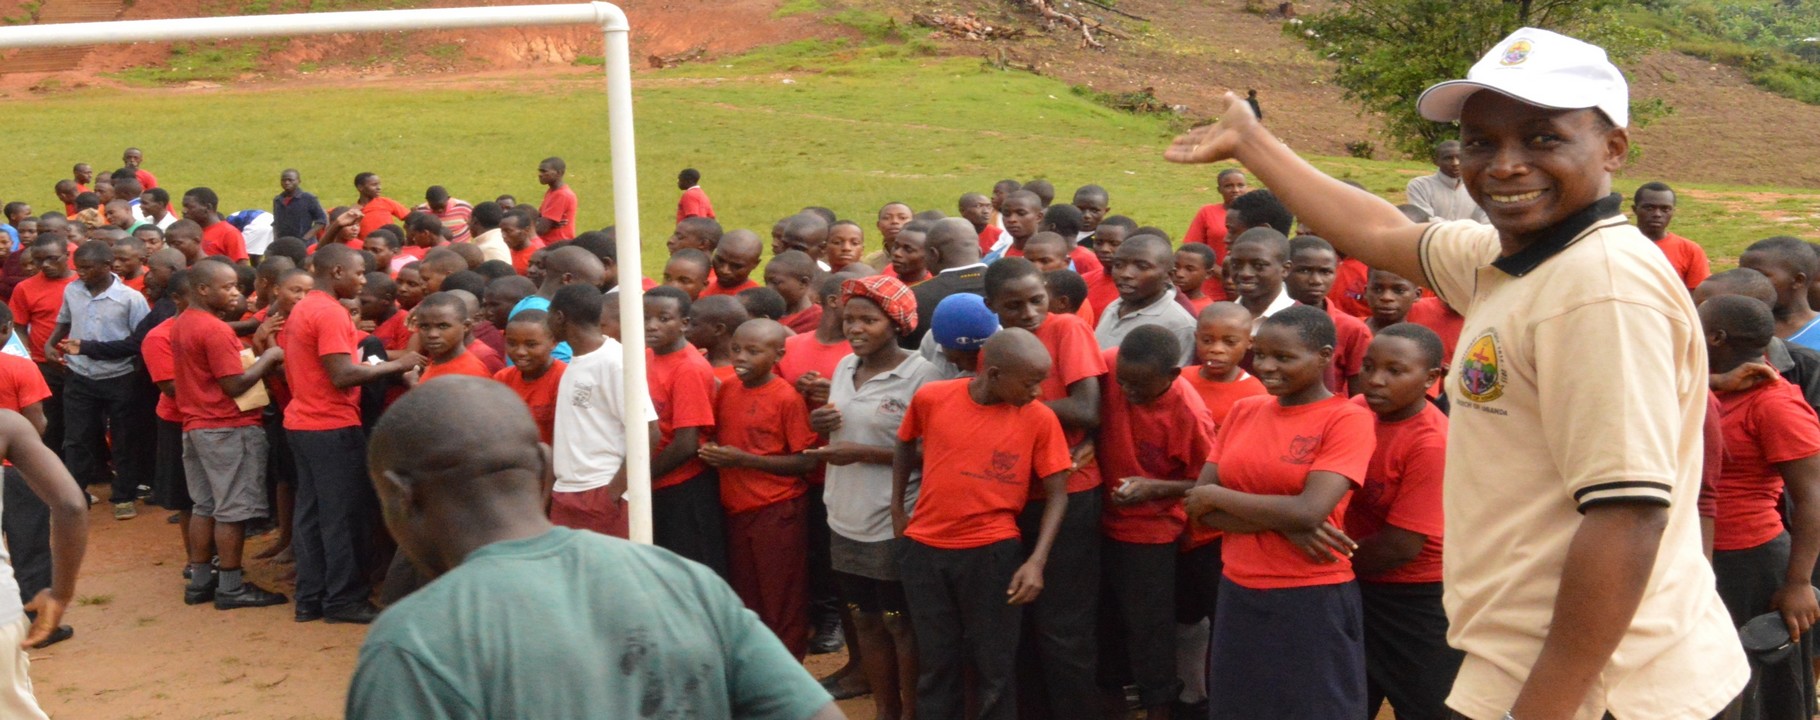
[552, 339, 658, 493]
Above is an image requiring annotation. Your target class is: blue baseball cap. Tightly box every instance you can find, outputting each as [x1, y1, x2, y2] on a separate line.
[931, 294, 999, 351]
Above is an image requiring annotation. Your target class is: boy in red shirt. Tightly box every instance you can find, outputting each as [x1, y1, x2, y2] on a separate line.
[1364, 268, 1423, 334]
[1173, 244, 1218, 316]
[113, 234, 148, 296]
[142, 272, 199, 569]
[982, 256, 1105, 716]
[10, 235, 75, 462]
[1700, 295, 1820, 716]
[493, 310, 565, 445]
[894, 328, 1073, 720]
[703, 230, 762, 298]
[1097, 327, 1216, 719]
[536, 157, 578, 243]
[405, 292, 492, 386]
[1286, 236, 1371, 396]
[766, 250, 822, 335]
[172, 261, 287, 610]
[642, 287, 726, 574]
[352, 173, 409, 238]
[699, 319, 817, 657]
[181, 188, 249, 265]
[661, 249, 710, 302]
[357, 273, 411, 353]
[1341, 324, 1461, 719]
[684, 295, 748, 386]
[1184, 305, 1374, 717]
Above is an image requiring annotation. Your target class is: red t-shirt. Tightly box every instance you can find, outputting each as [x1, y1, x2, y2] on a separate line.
[136, 169, 158, 190]
[539, 186, 578, 243]
[1327, 257, 1371, 319]
[1321, 299, 1372, 396]
[1180, 369, 1269, 550]
[700, 278, 759, 298]
[359, 197, 411, 237]
[282, 290, 362, 431]
[713, 364, 738, 386]
[1034, 313, 1108, 494]
[143, 319, 181, 423]
[418, 349, 492, 383]
[1714, 377, 1820, 551]
[780, 304, 823, 336]
[1183, 203, 1229, 258]
[372, 311, 411, 351]
[510, 238, 546, 276]
[1344, 396, 1447, 583]
[777, 333, 853, 387]
[1701, 392, 1722, 520]
[468, 340, 505, 374]
[977, 225, 1004, 255]
[898, 378, 1073, 549]
[494, 361, 566, 445]
[714, 376, 816, 514]
[1405, 297, 1464, 368]
[121, 272, 146, 297]
[170, 308, 261, 431]
[1098, 350, 1216, 544]
[649, 346, 718, 490]
[201, 221, 248, 263]
[0, 353, 51, 414]
[8, 274, 73, 363]
[1654, 232, 1712, 292]
[677, 186, 716, 222]
[1210, 394, 1374, 589]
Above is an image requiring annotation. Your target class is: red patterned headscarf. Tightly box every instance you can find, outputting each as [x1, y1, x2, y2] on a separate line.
[840, 275, 918, 336]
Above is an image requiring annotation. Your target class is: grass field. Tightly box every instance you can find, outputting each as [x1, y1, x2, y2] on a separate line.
[4, 40, 1815, 276]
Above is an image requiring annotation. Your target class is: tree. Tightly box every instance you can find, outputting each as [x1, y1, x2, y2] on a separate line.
[1294, 0, 1663, 158]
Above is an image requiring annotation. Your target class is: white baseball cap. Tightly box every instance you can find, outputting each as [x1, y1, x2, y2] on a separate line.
[1416, 27, 1629, 127]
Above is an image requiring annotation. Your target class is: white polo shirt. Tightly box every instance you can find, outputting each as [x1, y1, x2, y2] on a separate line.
[552, 338, 659, 494]
[1418, 195, 1746, 719]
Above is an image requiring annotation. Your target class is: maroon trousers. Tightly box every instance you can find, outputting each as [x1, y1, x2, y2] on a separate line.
[726, 494, 809, 658]
[550, 486, 629, 539]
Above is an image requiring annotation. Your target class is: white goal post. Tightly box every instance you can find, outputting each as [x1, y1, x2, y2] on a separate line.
[0, 2, 659, 544]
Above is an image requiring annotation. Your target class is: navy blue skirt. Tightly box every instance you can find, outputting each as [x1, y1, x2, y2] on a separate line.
[1208, 576, 1365, 719]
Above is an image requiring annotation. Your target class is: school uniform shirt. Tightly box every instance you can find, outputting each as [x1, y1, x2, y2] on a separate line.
[414, 199, 474, 243]
[9, 274, 74, 363]
[58, 275, 149, 380]
[824, 353, 940, 543]
[494, 362, 565, 445]
[896, 378, 1073, 549]
[510, 238, 545, 276]
[779, 305, 822, 336]
[418, 351, 492, 384]
[467, 228, 511, 265]
[648, 346, 717, 490]
[776, 333, 852, 388]
[1405, 296, 1464, 366]
[1318, 298, 1372, 396]
[699, 278, 759, 298]
[713, 376, 816, 514]
[553, 337, 658, 494]
[1649, 232, 1710, 292]
[0, 352, 50, 414]
[1083, 269, 1121, 325]
[1098, 350, 1215, 545]
[142, 319, 181, 423]
[1418, 198, 1747, 719]
[1328, 256, 1371, 319]
[1713, 375, 1820, 551]
[539, 186, 579, 243]
[282, 290, 364, 432]
[358, 196, 411, 238]
[469, 339, 506, 374]
[1034, 313, 1108, 494]
[170, 308, 261, 431]
[1211, 394, 1372, 589]
[1404, 171, 1488, 224]
[372, 311, 412, 352]
[1179, 369, 1268, 550]
[1095, 288, 1197, 366]
[1249, 285, 1297, 328]
[677, 185, 715, 222]
[1345, 396, 1447, 584]
[1183, 203, 1229, 258]
[200, 220, 249, 263]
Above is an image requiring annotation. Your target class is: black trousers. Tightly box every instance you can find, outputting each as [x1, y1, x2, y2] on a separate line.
[1, 467, 49, 606]
[806, 488, 839, 623]
[289, 427, 376, 614]
[62, 372, 141, 503]
[1714, 532, 1813, 720]
[35, 363, 64, 465]
[1015, 488, 1101, 718]
[652, 468, 728, 578]
[900, 538, 1024, 720]
[1361, 581, 1462, 720]
[149, 418, 192, 511]
[1175, 538, 1223, 624]
[1097, 539, 1181, 708]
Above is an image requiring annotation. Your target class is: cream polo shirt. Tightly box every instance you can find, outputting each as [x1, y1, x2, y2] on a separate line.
[1417, 195, 1746, 720]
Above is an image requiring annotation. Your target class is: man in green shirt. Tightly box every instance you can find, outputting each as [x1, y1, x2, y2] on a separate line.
[348, 376, 843, 720]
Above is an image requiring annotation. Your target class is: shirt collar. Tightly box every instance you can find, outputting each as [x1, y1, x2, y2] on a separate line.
[1118, 287, 1179, 318]
[1433, 171, 1461, 189]
[1489, 193, 1625, 278]
[937, 262, 987, 276]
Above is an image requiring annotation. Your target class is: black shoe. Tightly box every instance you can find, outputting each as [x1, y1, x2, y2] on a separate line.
[808, 614, 844, 654]
[183, 584, 215, 605]
[214, 582, 288, 610]
[31, 625, 73, 649]
[324, 602, 381, 625]
[294, 606, 324, 623]
[166, 512, 181, 524]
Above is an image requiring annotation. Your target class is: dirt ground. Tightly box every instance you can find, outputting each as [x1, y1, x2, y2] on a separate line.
[25, 499, 872, 719]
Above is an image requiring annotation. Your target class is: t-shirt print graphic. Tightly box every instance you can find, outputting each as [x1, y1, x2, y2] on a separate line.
[1281, 434, 1320, 464]
[571, 381, 595, 410]
[963, 450, 1024, 485]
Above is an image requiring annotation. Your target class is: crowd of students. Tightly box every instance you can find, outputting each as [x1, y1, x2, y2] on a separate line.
[0, 29, 1813, 720]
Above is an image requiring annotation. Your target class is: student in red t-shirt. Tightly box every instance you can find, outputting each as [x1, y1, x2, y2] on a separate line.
[141, 272, 200, 570]
[676, 168, 716, 222]
[492, 310, 565, 445]
[779, 274, 856, 401]
[767, 250, 822, 335]
[181, 188, 249, 265]
[405, 293, 492, 387]
[352, 173, 409, 239]
[1327, 255, 1371, 319]
[662, 250, 710, 302]
[113, 234, 148, 297]
[1364, 268, 1422, 335]
[9, 235, 75, 459]
[358, 273, 411, 353]
[981, 256, 1105, 716]
[1699, 296, 1820, 713]
[1096, 327, 1216, 719]
[825, 221, 868, 276]
[394, 263, 427, 313]
[172, 260, 288, 611]
[894, 328, 1073, 720]
[1173, 244, 1218, 317]
[247, 267, 313, 562]
[685, 295, 748, 386]
[536, 157, 578, 243]
[1339, 324, 1461, 719]
[641, 287, 726, 574]
[1286, 236, 1371, 396]
[698, 319, 817, 658]
[703, 230, 762, 298]
[1184, 304, 1374, 717]
[1183, 168, 1249, 256]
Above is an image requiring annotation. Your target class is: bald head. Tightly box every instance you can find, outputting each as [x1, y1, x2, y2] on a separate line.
[1198, 300, 1253, 325]
[925, 217, 982, 271]
[422, 248, 467, 276]
[732, 317, 791, 349]
[543, 246, 607, 289]
[780, 213, 830, 257]
[719, 229, 762, 258]
[147, 247, 186, 273]
[982, 326, 1051, 376]
[1118, 234, 1173, 265]
[1696, 267, 1777, 308]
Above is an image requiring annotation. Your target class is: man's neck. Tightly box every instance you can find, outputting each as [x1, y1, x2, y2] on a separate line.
[785, 296, 812, 315]
[653, 339, 687, 356]
[1118, 289, 1166, 318]
[431, 346, 466, 365]
[741, 369, 774, 389]
[83, 275, 112, 295]
[1240, 288, 1278, 317]
[1198, 363, 1241, 383]
[1776, 305, 1818, 338]
[567, 331, 604, 357]
[1643, 228, 1667, 242]
[706, 342, 731, 366]
[814, 315, 843, 342]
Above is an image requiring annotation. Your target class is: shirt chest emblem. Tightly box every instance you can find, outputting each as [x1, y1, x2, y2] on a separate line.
[1281, 435, 1320, 465]
[1459, 330, 1507, 403]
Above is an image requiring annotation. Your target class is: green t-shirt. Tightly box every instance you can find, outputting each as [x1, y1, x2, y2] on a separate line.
[346, 527, 832, 720]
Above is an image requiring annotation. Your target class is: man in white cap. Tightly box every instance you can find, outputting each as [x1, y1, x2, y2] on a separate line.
[1168, 28, 1749, 720]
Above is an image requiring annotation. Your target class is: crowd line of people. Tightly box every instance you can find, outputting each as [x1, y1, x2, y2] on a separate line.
[0, 25, 1808, 720]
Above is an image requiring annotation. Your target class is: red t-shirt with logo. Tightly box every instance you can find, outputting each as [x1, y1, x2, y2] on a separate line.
[1344, 396, 1448, 583]
[282, 290, 362, 431]
[142, 319, 181, 423]
[201, 221, 248, 263]
[9, 274, 74, 363]
[1327, 257, 1371, 319]
[649, 346, 717, 490]
[898, 379, 1073, 549]
[1034, 313, 1108, 494]
[714, 376, 816, 514]
[1210, 394, 1373, 589]
[495, 361, 566, 445]
[1098, 350, 1216, 544]
[171, 308, 261, 431]
[1714, 376, 1820, 551]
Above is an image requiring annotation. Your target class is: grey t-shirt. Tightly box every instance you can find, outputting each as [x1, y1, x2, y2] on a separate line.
[823, 353, 940, 542]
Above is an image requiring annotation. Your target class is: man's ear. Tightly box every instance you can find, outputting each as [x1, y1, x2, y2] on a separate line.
[1602, 126, 1631, 174]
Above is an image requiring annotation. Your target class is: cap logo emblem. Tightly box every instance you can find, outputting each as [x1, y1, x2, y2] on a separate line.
[1500, 39, 1533, 66]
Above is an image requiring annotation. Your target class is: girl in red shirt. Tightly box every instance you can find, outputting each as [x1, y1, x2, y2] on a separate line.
[1185, 304, 1374, 718]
